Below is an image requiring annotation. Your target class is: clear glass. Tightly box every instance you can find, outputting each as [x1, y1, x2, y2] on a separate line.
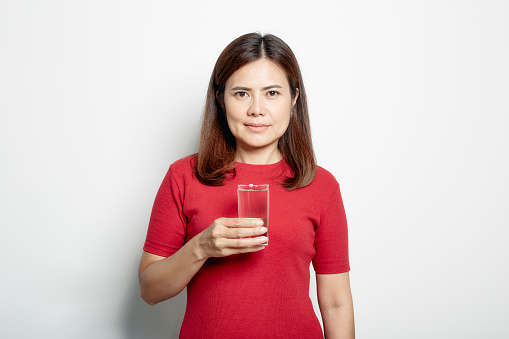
[237, 184, 269, 245]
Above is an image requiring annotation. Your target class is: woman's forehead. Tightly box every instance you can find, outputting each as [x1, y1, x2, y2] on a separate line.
[226, 59, 288, 88]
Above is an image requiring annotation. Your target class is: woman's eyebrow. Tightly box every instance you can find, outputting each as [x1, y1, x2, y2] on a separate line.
[230, 85, 283, 91]
[262, 85, 283, 90]
[230, 86, 251, 91]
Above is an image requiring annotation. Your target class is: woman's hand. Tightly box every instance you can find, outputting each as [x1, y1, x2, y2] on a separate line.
[196, 217, 268, 259]
[139, 217, 267, 305]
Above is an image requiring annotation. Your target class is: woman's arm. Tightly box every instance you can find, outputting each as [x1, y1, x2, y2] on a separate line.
[138, 237, 206, 306]
[316, 272, 355, 339]
[139, 217, 267, 305]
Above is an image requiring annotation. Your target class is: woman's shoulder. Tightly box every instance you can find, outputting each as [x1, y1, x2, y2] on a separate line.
[315, 165, 339, 182]
[309, 165, 340, 190]
[168, 154, 197, 176]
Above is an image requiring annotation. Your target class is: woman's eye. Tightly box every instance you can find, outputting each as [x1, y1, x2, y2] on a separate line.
[235, 91, 247, 98]
[267, 90, 279, 97]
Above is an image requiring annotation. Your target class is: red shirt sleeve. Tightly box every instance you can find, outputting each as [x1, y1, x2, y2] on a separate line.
[312, 184, 350, 274]
[143, 166, 187, 257]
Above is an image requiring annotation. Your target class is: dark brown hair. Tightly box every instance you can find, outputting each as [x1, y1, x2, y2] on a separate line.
[195, 32, 316, 190]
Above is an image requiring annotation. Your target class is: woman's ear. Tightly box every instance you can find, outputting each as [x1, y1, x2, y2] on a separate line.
[216, 90, 225, 110]
[292, 88, 299, 108]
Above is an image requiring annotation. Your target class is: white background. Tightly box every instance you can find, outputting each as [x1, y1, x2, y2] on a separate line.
[1, 1, 508, 338]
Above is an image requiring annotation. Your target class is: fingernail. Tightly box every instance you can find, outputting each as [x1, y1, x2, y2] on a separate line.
[260, 227, 268, 234]
[261, 237, 268, 242]
[256, 220, 263, 226]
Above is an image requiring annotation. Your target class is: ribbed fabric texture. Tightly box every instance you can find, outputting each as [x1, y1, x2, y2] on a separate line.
[144, 156, 350, 338]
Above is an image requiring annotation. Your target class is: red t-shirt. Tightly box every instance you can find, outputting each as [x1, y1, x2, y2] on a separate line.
[144, 156, 350, 338]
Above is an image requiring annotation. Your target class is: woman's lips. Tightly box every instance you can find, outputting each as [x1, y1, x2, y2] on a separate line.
[245, 123, 269, 132]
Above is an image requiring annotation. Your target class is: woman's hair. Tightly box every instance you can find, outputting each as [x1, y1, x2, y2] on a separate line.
[195, 32, 316, 190]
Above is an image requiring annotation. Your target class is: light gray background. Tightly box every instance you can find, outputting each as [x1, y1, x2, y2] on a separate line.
[1, 1, 508, 338]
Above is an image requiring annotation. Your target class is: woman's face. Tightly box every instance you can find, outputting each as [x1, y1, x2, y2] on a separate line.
[223, 59, 298, 157]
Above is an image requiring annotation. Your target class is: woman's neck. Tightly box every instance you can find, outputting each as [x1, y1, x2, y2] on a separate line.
[234, 147, 282, 165]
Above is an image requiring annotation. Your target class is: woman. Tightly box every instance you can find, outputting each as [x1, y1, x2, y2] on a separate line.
[139, 33, 354, 338]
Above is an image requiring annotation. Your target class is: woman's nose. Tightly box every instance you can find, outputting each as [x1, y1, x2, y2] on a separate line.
[248, 96, 266, 116]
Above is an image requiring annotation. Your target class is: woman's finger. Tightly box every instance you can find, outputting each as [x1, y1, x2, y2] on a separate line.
[222, 236, 268, 248]
[223, 226, 267, 239]
[212, 218, 266, 239]
[220, 217, 264, 228]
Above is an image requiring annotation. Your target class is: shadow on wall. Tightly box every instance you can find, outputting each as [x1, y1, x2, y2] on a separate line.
[123, 277, 187, 339]
[121, 123, 198, 338]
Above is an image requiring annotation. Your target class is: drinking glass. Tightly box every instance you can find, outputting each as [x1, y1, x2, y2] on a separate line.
[237, 184, 269, 245]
